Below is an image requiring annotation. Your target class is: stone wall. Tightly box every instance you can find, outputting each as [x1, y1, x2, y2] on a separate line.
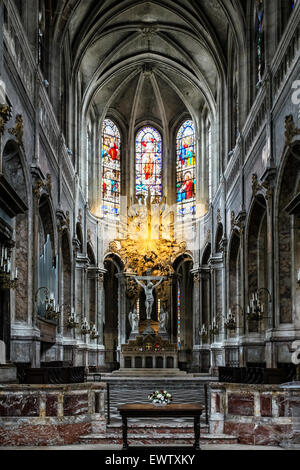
[0, 383, 106, 446]
[209, 382, 300, 447]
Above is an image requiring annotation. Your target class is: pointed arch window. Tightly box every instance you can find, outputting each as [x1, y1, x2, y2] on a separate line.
[176, 120, 196, 220]
[101, 119, 121, 218]
[136, 126, 162, 200]
[255, 0, 265, 88]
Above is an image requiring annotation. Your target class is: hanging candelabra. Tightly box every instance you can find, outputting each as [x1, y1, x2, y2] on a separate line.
[0, 244, 18, 289]
[247, 288, 271, 321]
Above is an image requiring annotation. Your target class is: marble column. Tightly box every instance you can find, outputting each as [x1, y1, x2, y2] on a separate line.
[191, 268, 200, 370]
[115, 273, 128, 362]
[96, 270, 106, 366]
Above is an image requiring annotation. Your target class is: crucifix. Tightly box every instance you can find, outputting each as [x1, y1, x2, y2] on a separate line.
[133, 273, 166, 335]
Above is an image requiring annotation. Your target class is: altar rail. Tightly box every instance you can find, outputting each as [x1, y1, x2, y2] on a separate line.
[0, 383, 107, 446]
[209, 382, 300, 447]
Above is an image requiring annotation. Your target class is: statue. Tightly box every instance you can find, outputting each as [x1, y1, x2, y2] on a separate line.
[128, 308, 139, 335]
[133, 276, 165, 320]
[159, 309, 168, 332]
[158, 308, 168, 337]
[133, 274, 166, 335]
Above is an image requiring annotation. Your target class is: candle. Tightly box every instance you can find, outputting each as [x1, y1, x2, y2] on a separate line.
[15, 267, 18, 279]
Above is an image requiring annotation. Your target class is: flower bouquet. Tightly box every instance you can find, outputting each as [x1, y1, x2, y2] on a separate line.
[148, 389, 172, 406]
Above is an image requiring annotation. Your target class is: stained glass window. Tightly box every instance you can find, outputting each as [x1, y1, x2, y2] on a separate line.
[101, 119, 121, 218]
[176, 120, 196, 220]
[136, 126, 162, 199]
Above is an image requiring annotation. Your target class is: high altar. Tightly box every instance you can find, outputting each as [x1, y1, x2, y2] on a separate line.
[107, 192, 187, 372]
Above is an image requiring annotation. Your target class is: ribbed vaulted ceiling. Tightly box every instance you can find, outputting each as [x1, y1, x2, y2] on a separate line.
[53, 0, 246, 127]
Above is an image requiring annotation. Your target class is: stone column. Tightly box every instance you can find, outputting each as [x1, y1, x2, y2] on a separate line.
[116, 273, 128, 362]
[209, 385, 225, 435]
[96, 270, 106, 366]
[263, 171, 276, 368]
[191, 269, 200, 370]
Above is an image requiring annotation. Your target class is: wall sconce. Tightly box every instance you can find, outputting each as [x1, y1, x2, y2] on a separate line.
[80, 317, 90, 335]
[90, 324, 99, 340]
[34, 287, 59, 321]
[224, 308, 237, 331]
[67, 307, 79, 328]
[210, 321, 219, 336]
[45, 292, 60, 320]
[199, 324, 208, 338]
[297, 268, 300, 284]
[247, 288, 271, 321]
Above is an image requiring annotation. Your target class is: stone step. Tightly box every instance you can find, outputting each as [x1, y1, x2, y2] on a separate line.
[79, 433, 238, 446]
[105, 424, 209, 435]
[110, 369, 188, 377]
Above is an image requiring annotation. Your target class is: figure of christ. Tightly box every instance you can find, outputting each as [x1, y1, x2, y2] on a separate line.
[133, 277, 165, 320]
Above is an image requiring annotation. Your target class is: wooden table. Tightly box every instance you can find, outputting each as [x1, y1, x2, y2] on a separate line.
[118, 403, 203, 450]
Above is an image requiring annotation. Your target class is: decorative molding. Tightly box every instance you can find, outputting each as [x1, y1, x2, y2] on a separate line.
[285, 114, 300, 146]
[8, 114, 24, 149]
[33, 173, 52, 200]
[56, 209, 70, 233]
[231, 210, 246, 234]
[252, 173, 274, 210]
[0, 104, 12, 137]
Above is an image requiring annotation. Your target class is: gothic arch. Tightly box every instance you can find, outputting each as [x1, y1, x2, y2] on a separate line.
[274, 140, 300, 326]
[246, 194, 268, 334]
[2, 140, 30, 325]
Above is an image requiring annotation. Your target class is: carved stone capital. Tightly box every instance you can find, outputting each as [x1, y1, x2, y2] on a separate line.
[285, 114, 300, 146]
[8, 114, 24, 149]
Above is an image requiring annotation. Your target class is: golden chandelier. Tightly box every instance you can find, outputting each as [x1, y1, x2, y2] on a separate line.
[108, 192, 187, 277]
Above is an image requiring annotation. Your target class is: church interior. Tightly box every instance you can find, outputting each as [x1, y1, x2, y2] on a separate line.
[0, 0, 300, 450]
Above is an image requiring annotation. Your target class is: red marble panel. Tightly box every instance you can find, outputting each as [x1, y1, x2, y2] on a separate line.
[224, 421, 255, 445]
[0, 394, 39, 417]
[215, 393, 220, 413]
[63, 393, 89, 416]
[0, 422, 92, 446]
[261, 395, 272, 417]
[46, 395, 58, 417]
[254, 424, 291, 446]
[278, 396, 286, 417]
[227, 393, 254, 416]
